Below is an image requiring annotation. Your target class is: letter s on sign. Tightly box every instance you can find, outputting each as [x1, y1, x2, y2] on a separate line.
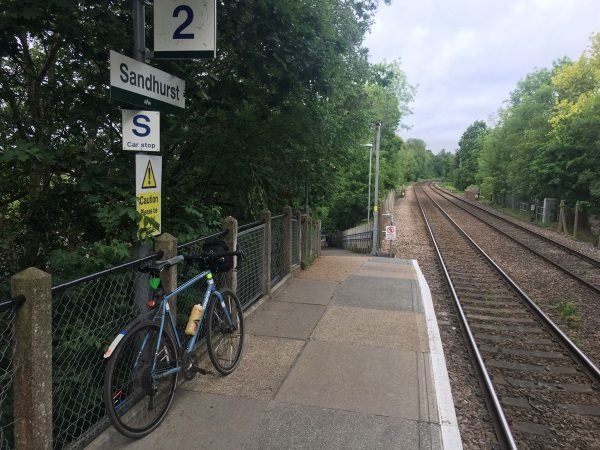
[132, 114, 151, 137]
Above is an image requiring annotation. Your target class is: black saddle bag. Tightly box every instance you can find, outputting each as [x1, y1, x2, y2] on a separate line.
[202, 239, 234, 273]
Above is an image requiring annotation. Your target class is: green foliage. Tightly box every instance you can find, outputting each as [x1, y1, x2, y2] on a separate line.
[454, 120, 488, 190]
[555, 301, 580, 326]
[0, 0, 397, 284]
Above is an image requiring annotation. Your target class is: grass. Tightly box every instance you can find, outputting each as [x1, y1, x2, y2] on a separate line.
[555, 301, 580, 326]
[438, 181, 465, 195]
[571, 336, 582, 347]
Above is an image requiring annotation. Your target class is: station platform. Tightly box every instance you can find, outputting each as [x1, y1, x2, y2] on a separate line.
[89, 248, 460, 449]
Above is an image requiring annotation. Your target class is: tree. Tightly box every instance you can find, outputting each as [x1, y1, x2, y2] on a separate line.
[454, 120, 487, 189]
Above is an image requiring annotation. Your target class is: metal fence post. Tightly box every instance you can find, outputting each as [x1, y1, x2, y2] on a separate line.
[11, 267, 53, 450]
[155, 233, 178, 316]
[283, 206, 292, 274]
[260, 210, 272, 295]
[222, 216, 238, 293]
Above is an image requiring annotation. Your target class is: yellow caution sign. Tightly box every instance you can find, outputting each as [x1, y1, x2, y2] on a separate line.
[135, 155, 162, 236]
[136, 191, 161, 236]
[142, 160, 157, 189]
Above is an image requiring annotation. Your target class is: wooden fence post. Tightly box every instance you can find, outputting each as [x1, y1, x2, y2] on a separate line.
[259, 210, 272, 294]
[154, 233, 178, 317]
[573, 202, 579, 239]
[301, 214, 308, 266]
[11, 268, 53, 450]
[222, 216, 238, 293]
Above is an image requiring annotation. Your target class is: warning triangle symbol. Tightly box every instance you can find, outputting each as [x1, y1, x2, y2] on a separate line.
[142, 160, 157, 189]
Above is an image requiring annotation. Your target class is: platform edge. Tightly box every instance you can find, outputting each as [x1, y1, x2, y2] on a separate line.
[412, 259, 463, 450]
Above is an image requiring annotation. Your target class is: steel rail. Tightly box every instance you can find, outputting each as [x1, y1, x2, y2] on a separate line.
[421, 185, 600, 381]
[433, 183, 600, 268]
[428, 183, 600, 295]
[413, 185, 518, 450]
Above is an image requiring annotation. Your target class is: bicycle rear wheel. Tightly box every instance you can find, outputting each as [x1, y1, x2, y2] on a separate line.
[206, 289, 244, 375]
[103, 322, 178, 438]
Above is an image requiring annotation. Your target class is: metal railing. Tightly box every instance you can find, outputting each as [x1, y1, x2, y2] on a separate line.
[329, 231, 372, 254]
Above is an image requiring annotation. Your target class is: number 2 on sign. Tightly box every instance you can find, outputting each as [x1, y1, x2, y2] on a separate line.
[173, 5, 194, 39]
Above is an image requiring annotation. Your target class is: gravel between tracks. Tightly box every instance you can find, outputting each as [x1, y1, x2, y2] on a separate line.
[428, 185, 600, 365]
[389, 186, 498, 449]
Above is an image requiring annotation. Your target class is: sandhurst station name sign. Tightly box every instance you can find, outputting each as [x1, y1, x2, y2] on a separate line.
[110, 50, 185, 114]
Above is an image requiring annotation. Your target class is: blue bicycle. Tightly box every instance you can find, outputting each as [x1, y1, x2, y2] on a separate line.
[102, 244, 244, 438]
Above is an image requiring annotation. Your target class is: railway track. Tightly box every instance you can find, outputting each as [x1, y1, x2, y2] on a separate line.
[414, 183, 600, 449]
[429, 183, 600, 295]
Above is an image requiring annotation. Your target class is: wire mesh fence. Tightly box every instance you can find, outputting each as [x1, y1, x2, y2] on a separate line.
[0, 304, 17, 450]
[291, 218, 299, 266]
[270, 216, 286, 287]
[237, 224, 265, 309]
[3, 212, 321, 448]
[177, 232, 227, 342]
[50, 254, 159, 449]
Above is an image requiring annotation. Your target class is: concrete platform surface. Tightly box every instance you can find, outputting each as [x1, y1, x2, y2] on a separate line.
[88, 248, 460, 450]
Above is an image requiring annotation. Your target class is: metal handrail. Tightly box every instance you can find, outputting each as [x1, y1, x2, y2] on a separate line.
[51, 252, 163, 293]
[0, 295, 26, 311]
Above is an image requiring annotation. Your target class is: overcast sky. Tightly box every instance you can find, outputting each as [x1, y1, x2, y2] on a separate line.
[364, 0, 600, 153]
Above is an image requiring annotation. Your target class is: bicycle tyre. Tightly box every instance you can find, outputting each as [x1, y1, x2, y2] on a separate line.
[206, 289, 244, 375]
[103, 322, 178, 438]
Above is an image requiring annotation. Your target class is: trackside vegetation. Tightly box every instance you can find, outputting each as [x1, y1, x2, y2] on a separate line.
[451, 34, 600, 215]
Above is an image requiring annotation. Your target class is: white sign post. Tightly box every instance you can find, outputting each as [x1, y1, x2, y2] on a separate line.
[122, 110, 160, 152]
[385, 225, 397, 241]
[110, 50, 185, 114]
[154, 0, 217, 59]
[135, 154, 162, 236]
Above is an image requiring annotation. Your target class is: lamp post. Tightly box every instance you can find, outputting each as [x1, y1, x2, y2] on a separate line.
[361, 144, 374, 225]
[370, 123, 381, 256]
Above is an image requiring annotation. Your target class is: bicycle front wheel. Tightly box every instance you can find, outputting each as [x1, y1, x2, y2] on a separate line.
[103, 322, 178, 438]
[206, 289, 244, 375]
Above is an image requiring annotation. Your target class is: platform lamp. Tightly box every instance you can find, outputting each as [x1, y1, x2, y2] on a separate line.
[360, 143, 374, 225]
[370, 122, 382, 256]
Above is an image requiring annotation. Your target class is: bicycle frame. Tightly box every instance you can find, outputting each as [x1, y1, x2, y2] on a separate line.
[150, 269, 234, 379]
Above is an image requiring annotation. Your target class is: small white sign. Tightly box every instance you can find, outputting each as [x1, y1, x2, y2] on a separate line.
[154, 0, 216, 59]
[110, 50, 185, 113]
[122, 110, 160, 152]
[385, 225, 397, 241]
[135, 155, 162, 236]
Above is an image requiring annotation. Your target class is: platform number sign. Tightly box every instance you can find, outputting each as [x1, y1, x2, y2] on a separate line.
[154, 0, 217, 59]
[122, 110, 160, 152]
[385, 225, 397, 241]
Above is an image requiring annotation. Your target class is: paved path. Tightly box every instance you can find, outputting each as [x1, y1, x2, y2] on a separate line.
[89, 248, 451, 449]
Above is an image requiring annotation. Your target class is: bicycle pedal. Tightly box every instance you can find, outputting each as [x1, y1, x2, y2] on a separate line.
[191, 365, 210, 375]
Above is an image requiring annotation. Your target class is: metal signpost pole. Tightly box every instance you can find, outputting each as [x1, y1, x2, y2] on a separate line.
[132, 0, 153, 313]
[370, 123, 381, 256]
[133, 0, 146, 62]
